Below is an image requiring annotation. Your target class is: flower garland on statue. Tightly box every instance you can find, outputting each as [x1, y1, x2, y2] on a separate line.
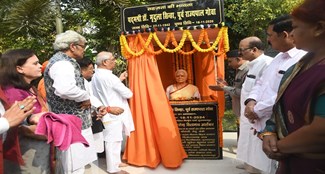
[120, 26, 229, 58]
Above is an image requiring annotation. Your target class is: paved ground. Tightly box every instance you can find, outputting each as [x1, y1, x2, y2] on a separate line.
[85, 132, 244, 174]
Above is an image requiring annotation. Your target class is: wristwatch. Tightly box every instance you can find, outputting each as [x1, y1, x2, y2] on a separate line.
[244, 98, 256, 105]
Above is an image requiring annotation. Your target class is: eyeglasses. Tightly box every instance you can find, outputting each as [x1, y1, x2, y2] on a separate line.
[107, 58, 116, 61]
[238, 47, 252, 52]
[76, 44, 87, 49]
[103, 58, 116, 63]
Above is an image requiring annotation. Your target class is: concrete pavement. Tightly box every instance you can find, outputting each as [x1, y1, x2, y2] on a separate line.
[85, 132, 243, 174]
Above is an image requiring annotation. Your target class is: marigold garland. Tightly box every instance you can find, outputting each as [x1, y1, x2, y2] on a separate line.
[172, 29, 205, 55]
[153, 31, 187, 53]
[120, 26, 229, 58]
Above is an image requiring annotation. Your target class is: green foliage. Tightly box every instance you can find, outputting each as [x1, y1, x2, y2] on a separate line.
[0, 0, 303, 65]
[222, 109, 237, 131]
[225, 0, 303, 49]
[0, 0, 56, 61]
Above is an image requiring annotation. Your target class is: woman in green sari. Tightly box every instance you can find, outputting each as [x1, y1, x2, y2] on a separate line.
[261, 0, 325, 173]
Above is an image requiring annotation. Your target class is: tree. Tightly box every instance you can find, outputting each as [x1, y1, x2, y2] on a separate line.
[0, 0, 56, 61]
[225, 0, 303, 49]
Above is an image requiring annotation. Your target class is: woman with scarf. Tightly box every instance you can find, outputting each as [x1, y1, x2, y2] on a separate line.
[262, 0, 325, 173]
[0, 49, 51, 174]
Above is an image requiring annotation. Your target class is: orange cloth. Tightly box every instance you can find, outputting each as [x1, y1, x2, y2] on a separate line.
[123, 35, 187, 168]
[38, 61, 49, 101]
[37, 78, 46, 101]
[194, 49, 225, 146]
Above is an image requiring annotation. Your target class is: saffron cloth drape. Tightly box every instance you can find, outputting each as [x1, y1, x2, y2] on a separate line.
[123, 35, 187, 168]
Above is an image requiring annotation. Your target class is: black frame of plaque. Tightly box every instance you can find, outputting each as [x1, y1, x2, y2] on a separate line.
[172, 102, 222, 159]
[120, 0, 225, 33]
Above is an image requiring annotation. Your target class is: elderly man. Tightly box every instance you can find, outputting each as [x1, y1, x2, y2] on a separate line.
[92, 51, 134, 174]
[44, 30, 105, 174]
[236, 37, 273, 174]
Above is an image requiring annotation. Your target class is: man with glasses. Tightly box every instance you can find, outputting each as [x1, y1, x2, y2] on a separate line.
[244, 14, 306, 168]
[44, 30, 102, 174]
[92, 51, 134, 174]
[236, 36, 273, 174]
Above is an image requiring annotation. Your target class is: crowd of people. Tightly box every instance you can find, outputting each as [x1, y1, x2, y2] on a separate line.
[0, 30, 134, 174]
[0, 0, 324, 174]
[210, 0, 325, 173]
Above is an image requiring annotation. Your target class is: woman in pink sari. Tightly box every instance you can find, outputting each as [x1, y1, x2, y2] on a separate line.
[0, 49, 51, 174]
[262, 0, 325, 173]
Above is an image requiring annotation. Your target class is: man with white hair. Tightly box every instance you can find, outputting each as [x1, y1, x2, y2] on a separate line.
[44, 30, 106, 173]
[92, 51, 134, 174]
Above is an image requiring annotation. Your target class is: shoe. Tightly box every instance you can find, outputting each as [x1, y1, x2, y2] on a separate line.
[236, 163, 246, 169]
[85, 164, 92, 169]
[119, 162, 129, 167]
[245, 165, 261, 174]
[108, 170, 129, 174]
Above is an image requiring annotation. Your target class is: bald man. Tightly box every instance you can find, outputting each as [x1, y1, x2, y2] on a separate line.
[91, 51, 134, 174]
[236, 36, 274, 174]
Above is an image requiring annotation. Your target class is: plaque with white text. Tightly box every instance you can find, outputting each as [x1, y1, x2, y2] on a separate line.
[121, 0, 224, 32]
[171, 102, 222, 159]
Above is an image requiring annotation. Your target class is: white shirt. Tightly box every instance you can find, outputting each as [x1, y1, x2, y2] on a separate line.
[0, 102, 9, 134]
[48, 60, 89, 102]
[248, 48, 307, 131]
[84, 79, 102, 108]
[91, 68, 134, 136]
[237, 54, 274, 173]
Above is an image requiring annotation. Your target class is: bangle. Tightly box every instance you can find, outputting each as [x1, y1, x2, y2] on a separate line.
[106, 106, 111, 113]
[244, 98, 256, 105]
[258, 131, 277, 140]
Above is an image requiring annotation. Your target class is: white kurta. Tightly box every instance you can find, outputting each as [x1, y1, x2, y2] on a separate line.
[237, 54, 274, 173]
[84, 79, 105, 153]
[91, 68, 135, 140]
[58, 128, 97, 172]
[48, 60, 96, 173]
[248, 48, 307, 131]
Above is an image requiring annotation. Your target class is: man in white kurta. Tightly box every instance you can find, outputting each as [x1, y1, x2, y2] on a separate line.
[92, 51, 134, 174]
[236, 37, 273, 174]
[244, 15, 307, 133]
[44, 30, 98, 174]
[245, 48, 306, 131]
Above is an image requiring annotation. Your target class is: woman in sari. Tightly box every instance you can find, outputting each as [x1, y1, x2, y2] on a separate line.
[0, 49, 51, 174]
[166, 69, 201, 101]
[262, 0, 325, 173]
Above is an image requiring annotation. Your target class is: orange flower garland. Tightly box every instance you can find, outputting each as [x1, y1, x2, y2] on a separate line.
[119, 26, 229, 58]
